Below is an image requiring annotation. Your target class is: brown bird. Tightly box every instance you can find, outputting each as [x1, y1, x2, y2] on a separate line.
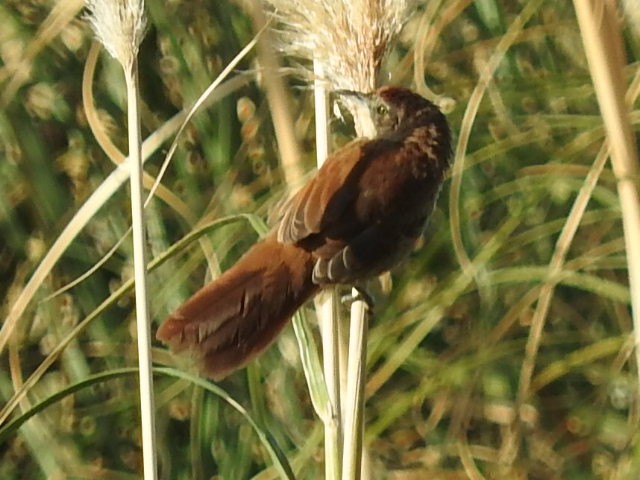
[156, 86, 452, 379]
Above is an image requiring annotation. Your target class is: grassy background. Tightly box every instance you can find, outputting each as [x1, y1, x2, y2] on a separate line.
[1, 1, 640, 478]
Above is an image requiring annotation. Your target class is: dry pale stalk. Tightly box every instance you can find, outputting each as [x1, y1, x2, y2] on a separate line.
[574, 0, 640, 385]
[85, 1, 157, 478]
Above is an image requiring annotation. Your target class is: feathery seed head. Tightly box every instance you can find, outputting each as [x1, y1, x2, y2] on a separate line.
[85, 0, 147, 70]
[264, 0, 412, 92]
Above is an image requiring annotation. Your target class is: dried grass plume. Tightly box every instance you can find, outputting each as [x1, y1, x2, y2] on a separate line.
[264, 0, 412, 92]
[85, 0, 147, 71]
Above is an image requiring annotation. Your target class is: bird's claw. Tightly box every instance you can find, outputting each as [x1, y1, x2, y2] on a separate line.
[340, 285, 375, 313]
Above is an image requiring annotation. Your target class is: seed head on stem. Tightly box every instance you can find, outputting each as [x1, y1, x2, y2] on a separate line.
[85, 0, 147, 72]
[265, 0, 411, 93]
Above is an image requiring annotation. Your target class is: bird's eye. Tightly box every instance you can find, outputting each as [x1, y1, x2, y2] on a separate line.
[376, 104, 389, 116]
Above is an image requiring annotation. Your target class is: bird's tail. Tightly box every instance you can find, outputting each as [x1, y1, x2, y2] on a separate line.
[156, 235, 318, 380]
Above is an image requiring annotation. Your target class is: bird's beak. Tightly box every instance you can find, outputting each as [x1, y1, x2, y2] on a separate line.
[333, 90, 377, 137]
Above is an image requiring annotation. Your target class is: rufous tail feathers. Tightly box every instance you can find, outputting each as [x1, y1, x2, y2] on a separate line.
[156, 235, 318, 380]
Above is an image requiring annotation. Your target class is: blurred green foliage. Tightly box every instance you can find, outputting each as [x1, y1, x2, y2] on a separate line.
[1, 0, 640, 479]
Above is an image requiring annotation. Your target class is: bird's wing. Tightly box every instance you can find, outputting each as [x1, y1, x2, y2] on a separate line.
[277, 132, 438, 285]
[277, 137, 396, 244]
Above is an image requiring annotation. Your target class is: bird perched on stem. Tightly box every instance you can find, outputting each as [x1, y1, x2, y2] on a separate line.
[157, 86, 452, 379]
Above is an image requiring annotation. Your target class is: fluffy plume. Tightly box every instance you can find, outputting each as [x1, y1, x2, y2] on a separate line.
[85, 0, 147, 70]
[264, 0, 412, 92]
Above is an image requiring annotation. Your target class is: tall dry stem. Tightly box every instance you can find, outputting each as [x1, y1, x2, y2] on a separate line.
[85, 1, 157, 478]
[574, 0, 640, 389]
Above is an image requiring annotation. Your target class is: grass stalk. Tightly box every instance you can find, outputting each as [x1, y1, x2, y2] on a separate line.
[312, 55, 374, 480]
[84, 2, 156, 477]
[573, 0, 640, 382]
[342, 294, 368, 480]
[124, 60, 158, 480]
[313, 59, 343, 479]
[250, 4, 304, 189]
[341, 101, 379, 480]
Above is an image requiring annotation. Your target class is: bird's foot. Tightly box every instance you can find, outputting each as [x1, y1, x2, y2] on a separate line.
[340, 284, 375, 314]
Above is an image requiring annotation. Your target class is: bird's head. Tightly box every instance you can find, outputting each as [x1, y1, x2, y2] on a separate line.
[336, 86, 449, 139]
